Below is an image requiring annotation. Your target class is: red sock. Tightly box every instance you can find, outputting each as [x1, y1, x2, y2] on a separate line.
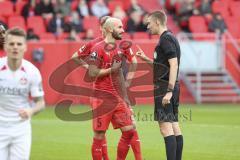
[102, 138, 109, 160]
[117, 130, 134, 160]
[92, 138, 103, 160]
[130, 130, 142, 160]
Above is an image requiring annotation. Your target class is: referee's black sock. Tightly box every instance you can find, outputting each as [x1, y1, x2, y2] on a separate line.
[175, 135, 183, 160]
[164, 135, 176, 160]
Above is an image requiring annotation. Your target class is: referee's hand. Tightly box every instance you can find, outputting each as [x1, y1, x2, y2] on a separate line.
[135, 45, 147, 60]
[162, 92, 173, 107]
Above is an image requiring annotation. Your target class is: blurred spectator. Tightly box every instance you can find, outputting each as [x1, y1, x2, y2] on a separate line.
[208, 13, 227, 34]
[65, 28, 80, 41]
[199, 0, 212, 15]
[54, 0, 71, 17]
[47, 11, 66, 35]
[77, 0, 90, 17]
[127, 0, 146, 15]
[178, 0, 195, 31]
[35, 0, 54, 19]
[27, 28, 40, 41]
[112, 5, 126, 20]
[83, 29, 94, 41]
[68, 11, 84, 32]
[21, 0, 37, 19]
[126, 11, 146, 33]
[91, 0, 109, 18]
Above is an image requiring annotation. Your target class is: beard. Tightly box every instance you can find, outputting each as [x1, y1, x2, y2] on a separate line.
[112, 30, 122, 40]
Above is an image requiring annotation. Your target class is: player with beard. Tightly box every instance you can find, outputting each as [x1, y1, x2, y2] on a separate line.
[71, 16, 140, 160]
[88, 17, 142, 160]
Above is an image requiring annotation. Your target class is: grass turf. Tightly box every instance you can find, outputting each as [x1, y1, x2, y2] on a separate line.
[31, 104, 240, 160]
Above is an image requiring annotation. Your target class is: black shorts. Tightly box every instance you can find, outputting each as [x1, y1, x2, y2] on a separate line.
[154, 83, 180, 122]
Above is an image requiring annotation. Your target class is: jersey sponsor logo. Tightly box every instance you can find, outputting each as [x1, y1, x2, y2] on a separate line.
[0, 86, 28, 96]
[90, 51, 98, 61]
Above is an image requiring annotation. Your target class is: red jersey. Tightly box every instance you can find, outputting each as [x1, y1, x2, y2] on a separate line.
[89, 40, 134, 95]
[77, 37, 104, 58]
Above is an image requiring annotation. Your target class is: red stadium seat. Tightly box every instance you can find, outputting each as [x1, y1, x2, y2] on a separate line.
[15, 1, 27, 16]
[229, 1, 240, 17]
[71, 0, 79, 10]
[108, 0, 124, 13]
[212, 0, 229, 19]
[0, 1, 14, 17]
[133, 32, 150, 39]
[83, 16, 99, 34]
[189, 16, 208, 33]
[27, 16, 46, 35]
[8, 16, 26, 30]
[39, 33, 56, 41]
[122, 33, 133, 40]
[225, 16, 240, 38]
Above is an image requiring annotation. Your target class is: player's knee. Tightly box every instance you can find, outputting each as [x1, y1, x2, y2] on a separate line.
[120, 125, 135, 132]
[94, 131, 106, 139]
[172, 123, 182, 136]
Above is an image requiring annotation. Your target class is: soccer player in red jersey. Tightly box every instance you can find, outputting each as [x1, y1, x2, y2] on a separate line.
[88, 17, 142, 160]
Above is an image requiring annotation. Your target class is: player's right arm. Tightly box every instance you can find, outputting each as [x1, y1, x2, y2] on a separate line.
[88, 59, 121, 78]
[135, 45, 153, 67]
[71, 51, 89, 69]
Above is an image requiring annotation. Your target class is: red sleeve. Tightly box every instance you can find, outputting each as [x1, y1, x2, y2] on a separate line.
[77, 42, 92, 58]
[87, 45, 103, 67]
[77, 37, 103, 59]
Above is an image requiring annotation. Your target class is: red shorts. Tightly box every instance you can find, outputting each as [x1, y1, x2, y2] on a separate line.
[92, 98, 133, 131]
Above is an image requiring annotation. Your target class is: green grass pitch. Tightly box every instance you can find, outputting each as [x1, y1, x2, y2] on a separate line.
[31, 104, 240, 160]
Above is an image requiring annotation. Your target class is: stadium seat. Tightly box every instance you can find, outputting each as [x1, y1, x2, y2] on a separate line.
[71, 0, 79, 10]
[39, 33, 56, 41]
[225, 16, 240, 38]
[189, 16, 208, 33]
[108, 0, 124, 13]
[15, 1, 27, 16]
[8, 16, 26, 30]
[83, 16, 99, 34]
[0, 1, 14, 17]
[133, 32, 150, 39]
[27, 16, 46, 35]
[229, 1, 240, 17]
[212, 0, 229, 19]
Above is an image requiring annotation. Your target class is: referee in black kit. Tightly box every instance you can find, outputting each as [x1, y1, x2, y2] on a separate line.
[136, 10, 183, 160]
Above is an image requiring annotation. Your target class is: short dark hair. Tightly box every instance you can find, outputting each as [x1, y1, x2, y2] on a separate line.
[148, 10, 167, 26]
[100, 16, 110, 26]
[5, 27, 26, 40]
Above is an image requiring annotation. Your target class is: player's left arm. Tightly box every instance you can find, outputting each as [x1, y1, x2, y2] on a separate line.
[19, 69, 45, 120]
[19, 97, 46, 120]
[162, 37, 178, 106]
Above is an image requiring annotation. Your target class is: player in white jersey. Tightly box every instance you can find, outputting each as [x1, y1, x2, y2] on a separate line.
[0, 27, 45, 160]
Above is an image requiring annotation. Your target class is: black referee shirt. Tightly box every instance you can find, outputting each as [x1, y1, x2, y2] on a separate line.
[153, 30, 181, 85]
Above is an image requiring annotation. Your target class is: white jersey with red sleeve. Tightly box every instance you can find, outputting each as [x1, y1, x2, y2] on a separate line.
[0, 57, 44, 122]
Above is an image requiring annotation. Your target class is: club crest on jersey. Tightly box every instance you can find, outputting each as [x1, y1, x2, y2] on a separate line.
[20, 77, 28, 85]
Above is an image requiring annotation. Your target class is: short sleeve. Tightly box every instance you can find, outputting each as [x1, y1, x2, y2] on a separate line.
[161, 36, 177, 59]
[77, 42, 92, 58]
[30, 69, 44, 98]
[87, 47, 102, 67]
